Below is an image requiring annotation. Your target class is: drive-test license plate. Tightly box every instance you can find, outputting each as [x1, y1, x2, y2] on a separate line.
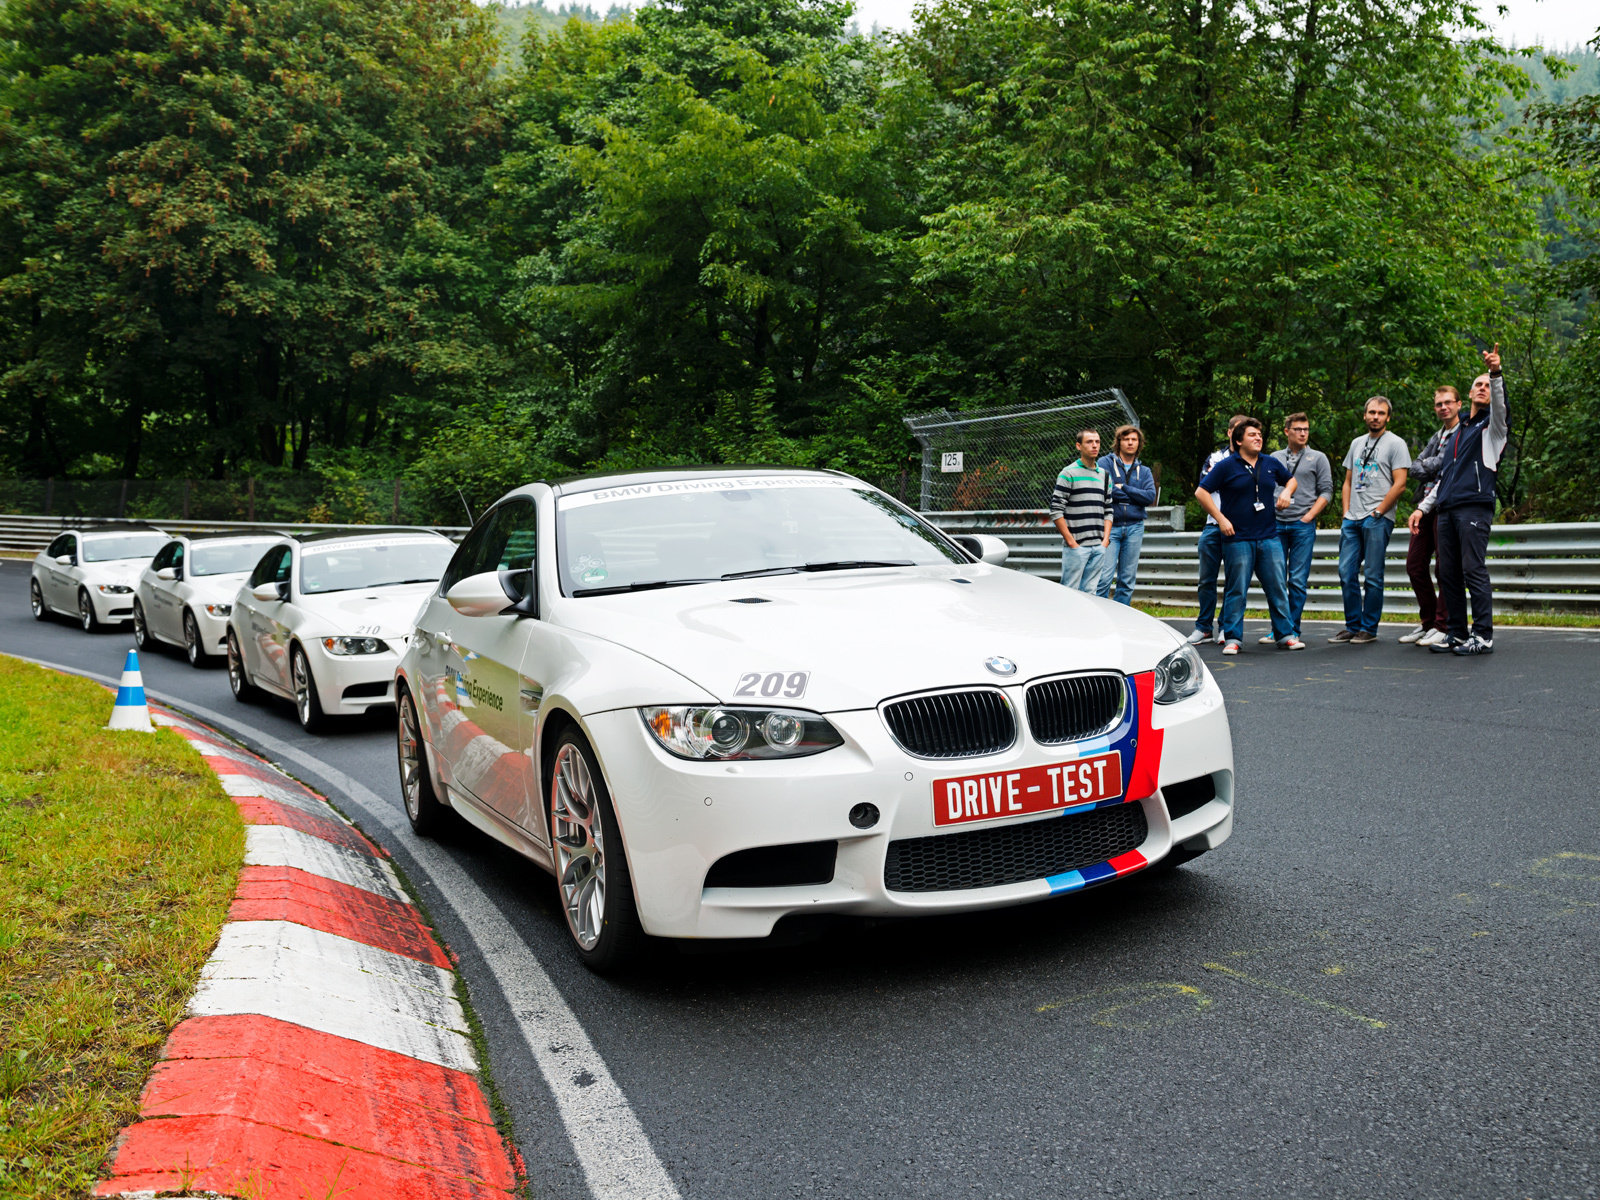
[933, 751, 1123, 827]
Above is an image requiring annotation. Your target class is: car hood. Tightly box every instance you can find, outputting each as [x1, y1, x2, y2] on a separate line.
[187, 572, 249, 603]
[292, 583, 437, 636]
[81, 560, 145, 587]
[550, 564, 1186, 712]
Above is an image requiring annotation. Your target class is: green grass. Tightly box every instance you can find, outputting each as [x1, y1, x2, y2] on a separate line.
[1132, 602, 1600, 629]
[0, 655, 242, 1200]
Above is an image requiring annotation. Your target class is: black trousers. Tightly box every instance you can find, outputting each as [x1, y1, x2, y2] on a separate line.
[1436, 503, 1494, 640]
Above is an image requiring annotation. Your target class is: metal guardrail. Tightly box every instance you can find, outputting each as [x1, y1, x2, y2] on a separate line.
[929, 510, 1600, 613]
[0, 514, 469, 555]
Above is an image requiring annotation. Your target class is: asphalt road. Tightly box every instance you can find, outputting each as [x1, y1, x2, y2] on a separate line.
[9, 555, 1600, 1200]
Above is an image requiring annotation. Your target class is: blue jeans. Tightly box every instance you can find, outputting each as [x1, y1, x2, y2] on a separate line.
[1276, 519, 1318, 637]
[1096, 522, 1145, 605]
[1338, 515, 1395, 634]
[1060, 544, 1105, 592]
[1194, 524, 1222, 632]
[1220, 537, 1293, 643]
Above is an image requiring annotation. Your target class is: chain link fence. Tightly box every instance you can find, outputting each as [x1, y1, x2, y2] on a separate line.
[903, 390, 1140, 511]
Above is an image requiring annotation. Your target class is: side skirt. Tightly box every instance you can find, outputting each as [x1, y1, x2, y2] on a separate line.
[445, 786, 555, 874]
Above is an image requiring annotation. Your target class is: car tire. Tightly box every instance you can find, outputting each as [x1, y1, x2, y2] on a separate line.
[77, 588, 100, 633]
[30, 579, 46, 621]
[548, 729, 647, 973]
[226, 630, 263, 703]
[183, 610, 210, 667]
[291, 644, 329, 733]
[132, 600, 151, 648]
[397, 685, 448, 836]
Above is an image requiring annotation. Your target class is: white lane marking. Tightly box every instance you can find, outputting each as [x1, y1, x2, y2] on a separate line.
[55, 667, 686, 1200]
[245, 825, 405, 902]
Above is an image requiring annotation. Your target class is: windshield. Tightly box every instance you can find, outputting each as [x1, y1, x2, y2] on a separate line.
[191, 539, 281, 577]
[299, 537, 456, 595]
[81, 533, 168, 563]
[556, 476, 962, 595]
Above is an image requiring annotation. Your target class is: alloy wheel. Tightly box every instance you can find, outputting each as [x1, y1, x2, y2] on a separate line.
[78, 591, 94, 632]
[292, 651, 314, 726]
[30, 580, 44, 620]
[184, 612, 201, 665]
[227, 633, 249, 698]
[132, 602, 148, 648]
[399, 694, 424, 821]
[551, 742, 607, 951]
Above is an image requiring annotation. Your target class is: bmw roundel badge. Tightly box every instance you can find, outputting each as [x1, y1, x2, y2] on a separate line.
[984, 656, 1017, 676]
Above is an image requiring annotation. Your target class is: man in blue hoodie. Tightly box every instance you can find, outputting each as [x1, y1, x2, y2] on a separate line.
[1409, 344, 1510, 656]
[1096, 425, 1158, 605]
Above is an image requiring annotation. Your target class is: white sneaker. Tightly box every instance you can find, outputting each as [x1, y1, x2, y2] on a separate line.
[1398, 626, 1428, 644]
[1417, 629, 1445, 647]
[1258, 635, 1277, 645]
[1281, 636, 1306, 650]
[1221, 640, 1240, 655]
[1185, 628, 1211, 645]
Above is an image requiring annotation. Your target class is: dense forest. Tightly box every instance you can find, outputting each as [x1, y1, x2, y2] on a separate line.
[2, 0, 1598, 522]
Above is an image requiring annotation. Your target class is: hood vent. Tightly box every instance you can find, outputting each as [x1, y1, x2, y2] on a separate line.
[1024, 673, 1126, 744]
[881, 689, 1016, 759]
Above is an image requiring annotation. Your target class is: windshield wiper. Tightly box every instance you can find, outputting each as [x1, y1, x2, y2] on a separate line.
[572, 578, 717, 597]
[721, 566, 802, 580]
[800, 559, 915, 572]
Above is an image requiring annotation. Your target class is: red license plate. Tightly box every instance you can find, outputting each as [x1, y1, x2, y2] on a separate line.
[932, 751, 1124, 827]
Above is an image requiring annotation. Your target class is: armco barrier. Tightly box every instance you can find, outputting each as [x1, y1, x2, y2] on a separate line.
[0, 513, 468, 556]
[929, 510, 1600, 614]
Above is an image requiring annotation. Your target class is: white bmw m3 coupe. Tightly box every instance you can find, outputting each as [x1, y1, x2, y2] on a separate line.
[227, 529, 458, 731]
[395, 469, 1234, 971]
[134, 532, 285, 666]
[31, 525, 171, 631]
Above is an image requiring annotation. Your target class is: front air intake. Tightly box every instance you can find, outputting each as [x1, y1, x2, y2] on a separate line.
[881, 689, 1016, 759]
[1024, 673, 1126, 744]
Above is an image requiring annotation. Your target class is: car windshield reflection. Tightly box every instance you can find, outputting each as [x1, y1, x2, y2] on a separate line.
[299, 539, 456, 595]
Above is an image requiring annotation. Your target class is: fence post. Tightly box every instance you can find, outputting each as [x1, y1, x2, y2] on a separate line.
[247, 477, 256, 522]
[43, 477, 53, 516]
[392, 478, 401, 524]
[182, 479, 191, 520]
[117, 479, 128, 519]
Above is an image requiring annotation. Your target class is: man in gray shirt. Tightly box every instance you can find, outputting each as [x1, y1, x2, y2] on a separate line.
[1331, 397, 1411, 644]
[1270, 413, 1333, 644]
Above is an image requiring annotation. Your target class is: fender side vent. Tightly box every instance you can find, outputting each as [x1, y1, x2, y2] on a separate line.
[1162, 774, 1217, 819]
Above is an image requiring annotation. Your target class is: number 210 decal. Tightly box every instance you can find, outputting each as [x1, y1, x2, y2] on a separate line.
[734, 671, 810, 700]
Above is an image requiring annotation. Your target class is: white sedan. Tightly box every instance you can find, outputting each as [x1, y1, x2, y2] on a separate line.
[394, 469, 1234, 972]
[134, 533, 285, 666]
[30, 525, 171, 631]
[226, 530, 458, 732]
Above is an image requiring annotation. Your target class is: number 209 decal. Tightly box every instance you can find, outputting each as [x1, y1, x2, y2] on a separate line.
[734, 671, 810, 700]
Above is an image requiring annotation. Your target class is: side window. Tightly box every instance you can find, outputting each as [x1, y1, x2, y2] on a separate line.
[62, 535, 78, 563]
[440, 500, 538, 593]
[46, 535, 71, 558]
[172, 542, 185, 570]
[248, 545, 291, 588]
[151, 542, 180, 571]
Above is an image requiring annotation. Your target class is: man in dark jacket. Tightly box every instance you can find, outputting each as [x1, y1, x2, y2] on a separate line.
[1096, 425, 1158, 605]
[1409, 344, 1509, 656]
[1399, 387, 1461, 647]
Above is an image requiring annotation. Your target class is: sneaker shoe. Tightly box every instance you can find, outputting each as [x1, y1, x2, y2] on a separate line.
[1417, 628, 1446, 647]
[1281, 636, 1306, 650]
[1222, 640, 1240, 655]
[1215, 629, 1226, 645]
[1398, 626, 1429, 644]
[1451, 634, 1494, 656]
[1350, 630, 1377, 644]
[1428, 635, 1462, 654]
[1328, 629, 1355, 643]
[1258, 635, 1278, 645]
[1185, 628, 1211, 645]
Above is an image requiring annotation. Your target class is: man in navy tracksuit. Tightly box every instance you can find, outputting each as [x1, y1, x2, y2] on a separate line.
[1409, 344, 1509, 656]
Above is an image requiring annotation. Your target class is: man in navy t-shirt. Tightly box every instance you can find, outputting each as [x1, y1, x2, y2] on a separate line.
[1195, 417, 1303, 654]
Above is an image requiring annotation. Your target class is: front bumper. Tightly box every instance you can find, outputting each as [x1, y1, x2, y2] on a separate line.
[88, 587, 137, 622]
[588, 675, 1234, 939]
[301, 637, 405, 715]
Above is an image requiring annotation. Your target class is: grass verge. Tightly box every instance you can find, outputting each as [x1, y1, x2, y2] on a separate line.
[0, 655, 243, 1199]
[1132, 602, 1600, 629]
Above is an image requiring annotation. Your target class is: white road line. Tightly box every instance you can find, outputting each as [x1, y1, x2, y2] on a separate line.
[16, 657, 683, 1200]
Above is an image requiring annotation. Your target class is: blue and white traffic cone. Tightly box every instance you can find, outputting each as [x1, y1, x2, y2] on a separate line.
[106, 649, 154, 732]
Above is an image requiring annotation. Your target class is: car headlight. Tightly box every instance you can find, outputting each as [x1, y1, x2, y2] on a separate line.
[322, 636, 390, 655]
[1152, 643, 1205, 705]
[640, 706, 844, 761]
[204, 603, 232, 618]
[96, 584, 133, 595]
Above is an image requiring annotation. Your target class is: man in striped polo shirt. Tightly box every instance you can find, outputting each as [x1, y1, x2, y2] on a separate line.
[1049, 429, 1114, 592]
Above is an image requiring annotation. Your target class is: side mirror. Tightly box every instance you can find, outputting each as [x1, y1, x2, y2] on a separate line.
[251, 581, 287, 602]
[54, 554, 72, 566]
[157, 567, 178, 581]
[446, 571, 514, 618]
[952, 534, 1010, 566]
